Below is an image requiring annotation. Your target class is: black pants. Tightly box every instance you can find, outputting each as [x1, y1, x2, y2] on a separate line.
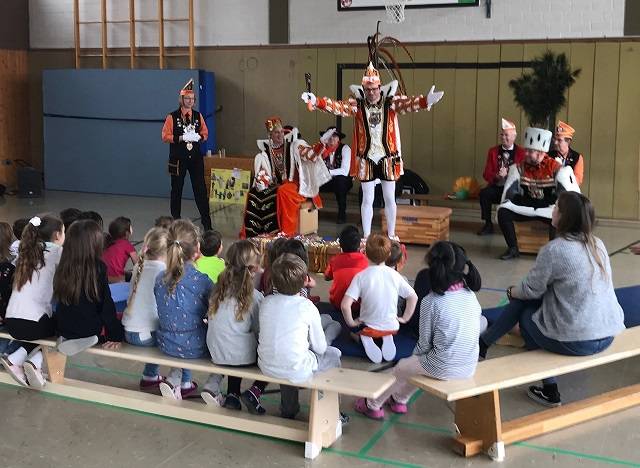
[227, 376, 267, 396]
[320, 175, 353, 220]
[497, 208, 554, 249]
[5, 315, 56, 353]
[280, 385, 300, 419]
[478, 184, 504, 222]
[170, 155, 212, 231]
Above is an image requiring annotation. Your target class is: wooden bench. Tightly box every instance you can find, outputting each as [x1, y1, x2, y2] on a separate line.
[0, 332, 394, 460]
[409, 327, 640, 461]
[514, 220, 550, 254]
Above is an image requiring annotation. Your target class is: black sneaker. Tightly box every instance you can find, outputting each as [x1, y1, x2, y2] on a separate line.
[476, 223, 494, 236]
[527, 385, 561, 407]
[223, 393, 242, 410]
[500, 247, 520, 260]
[241, 387, 266, 415]
[339, 412, 350, 426]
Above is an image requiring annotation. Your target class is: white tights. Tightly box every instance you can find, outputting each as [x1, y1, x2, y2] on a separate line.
[361, 180, 396, 237]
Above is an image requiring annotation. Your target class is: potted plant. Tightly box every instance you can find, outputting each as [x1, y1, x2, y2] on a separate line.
[509, 50, 581, 129]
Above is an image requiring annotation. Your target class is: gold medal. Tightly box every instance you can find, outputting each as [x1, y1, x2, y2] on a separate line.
[187, 142, 193, 151]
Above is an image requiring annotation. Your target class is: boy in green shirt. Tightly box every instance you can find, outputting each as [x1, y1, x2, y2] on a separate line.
[196, 230, 225, 283]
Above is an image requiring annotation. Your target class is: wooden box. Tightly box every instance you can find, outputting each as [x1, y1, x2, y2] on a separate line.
[514, 220, 550, 254]
[383, 205, 451, 245]
[298, 201, 318, 235]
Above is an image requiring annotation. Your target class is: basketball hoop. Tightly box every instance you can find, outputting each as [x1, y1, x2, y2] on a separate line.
[385, 0, 409, 23]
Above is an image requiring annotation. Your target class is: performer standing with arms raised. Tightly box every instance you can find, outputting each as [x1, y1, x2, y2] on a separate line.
[161, 79, 212, 231]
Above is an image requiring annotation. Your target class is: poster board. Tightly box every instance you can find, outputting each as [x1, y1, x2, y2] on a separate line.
[209, 168, 251, 205]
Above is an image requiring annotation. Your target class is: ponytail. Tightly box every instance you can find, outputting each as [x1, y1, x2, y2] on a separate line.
[126, 227, 168, 312]
[162, 220, 199, 296]
[14, 214, 63, 291]
[427, 241, 481, 295]
[463, 259, 482, 292]
[125, 252, 146, 314]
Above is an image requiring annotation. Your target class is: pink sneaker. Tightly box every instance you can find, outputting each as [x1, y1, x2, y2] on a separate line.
[180, 382, 200, 399]
[139, 377, 164, 395]
[385, 396, 408, 414]
[0, 357, 28, 387]
[354, 398, 385, 420]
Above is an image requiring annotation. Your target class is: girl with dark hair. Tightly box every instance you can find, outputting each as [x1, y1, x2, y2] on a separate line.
[103, 216, 139, 283]
[0, 222, 15, 322]
[1, 214, 65, 388]
[480, 191, 624, 407]
[355, 241, 483, 420]
[54, 220, 123, 354]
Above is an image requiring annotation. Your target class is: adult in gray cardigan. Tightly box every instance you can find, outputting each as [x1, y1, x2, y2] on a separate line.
[479, 191, 624, 407]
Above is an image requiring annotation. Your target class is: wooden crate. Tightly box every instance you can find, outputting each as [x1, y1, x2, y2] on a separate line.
[298, 201, 318, 235]
[514, 220, 550, 254]
[383, 205, 451, 245]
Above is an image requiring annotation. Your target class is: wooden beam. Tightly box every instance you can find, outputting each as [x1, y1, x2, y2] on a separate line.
[306, 389, 340, 459]
[73, 0, 80, 68]
[453, 391, 504, 460]
[129, 0, 136, 69]
[188, 0, 195, 69]
[158, 0, 164, 69]
[42, 347, 67, 384]
[101, 0, 107, 69]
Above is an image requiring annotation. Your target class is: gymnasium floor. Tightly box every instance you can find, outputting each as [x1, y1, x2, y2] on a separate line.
[1, 190, 639, 468]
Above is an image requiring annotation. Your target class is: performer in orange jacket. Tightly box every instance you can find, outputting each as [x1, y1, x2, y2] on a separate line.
[548, 121, 584, 186]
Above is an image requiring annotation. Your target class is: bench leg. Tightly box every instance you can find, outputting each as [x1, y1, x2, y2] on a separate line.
[42, 346, 67, 384]
[306, 389, 340, 459]
[453, 390, 504, 461]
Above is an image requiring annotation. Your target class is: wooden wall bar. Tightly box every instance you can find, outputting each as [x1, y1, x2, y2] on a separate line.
[27, 40, 640, 220]
[0, 49, 29, 188]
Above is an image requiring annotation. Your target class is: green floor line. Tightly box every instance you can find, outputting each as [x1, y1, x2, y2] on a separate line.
[514, 442, 640, 467]
[0, 382, 420, 467]
[68, 362, 141, 379]
[395, 420, 453, 435]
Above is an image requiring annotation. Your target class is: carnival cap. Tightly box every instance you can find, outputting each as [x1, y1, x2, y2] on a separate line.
[523, 127, 552, 152]
[265, 116, 283, 133]
[555, 121, 575, 140]
[180, 79, 195, 96]
[362, 62, 381, 87]
[319, 127, 346, 139]
[501, 118, 517, 131]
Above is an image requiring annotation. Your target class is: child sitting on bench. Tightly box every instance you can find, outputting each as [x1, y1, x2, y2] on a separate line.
[341, 234, 417, 363]
[258, 254, 342, 419]
[355, 241, 483, 420]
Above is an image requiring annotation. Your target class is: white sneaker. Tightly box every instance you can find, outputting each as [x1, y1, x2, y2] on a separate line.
[23, 361, 46, 389]
[0, 356, 28, 387]
[57, 336, 99, 356]
[159, 381, 182, 400]
[381, 335, 397, 361]
[361, 336, 382, 364]
[201, 390, 225, 407]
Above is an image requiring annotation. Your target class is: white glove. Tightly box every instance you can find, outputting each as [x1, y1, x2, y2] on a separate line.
[320, 128, 334, 145]
[426, 85, 444, 111]
[182, 129, 201, 143]
[301, 92, 317, 107]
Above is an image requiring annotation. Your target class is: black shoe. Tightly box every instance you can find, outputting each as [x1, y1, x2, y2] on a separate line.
[241, 387, 266, 415]
[527, 385, 561, 407]
[478, 337, 488, 360]
[339, 411, 351, 426]
[223, 393, 242, 410]
[500, 247, 520, 260]
[477, 223, 494, 236]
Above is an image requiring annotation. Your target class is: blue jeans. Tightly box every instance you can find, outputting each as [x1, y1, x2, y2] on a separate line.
[482, 299, 614, 385]
[124, 331, 160, 378]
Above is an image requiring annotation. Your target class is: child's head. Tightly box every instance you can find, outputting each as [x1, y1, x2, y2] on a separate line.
[53, 220, 104, 305]
[270, 253, 307, 295]
[200, 230, 222, 257]
[209, 240, 261, 320]
[154, 215, 174, 229]
[0, 222, 14, 262]
[12, 218, 28, 240]
[127, 227, 169, 312]
[266, 237, 288, 268]
[60, 208, 82, 231]
[77, 211, 104, 229]
[106, 216, 132, 247]
[365, 234, 391, 264]
[385, 241, 406, 271]
[163, 219, 200, 294]
[426, 241, 481, 295]
[338, 225, 361, 253]
[14, 214, 65, 292]
[281, 239, 309, 266]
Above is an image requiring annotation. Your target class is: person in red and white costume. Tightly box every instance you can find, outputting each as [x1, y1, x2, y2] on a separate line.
[477, 118, 526, 236]
[301, 62, 444, 239]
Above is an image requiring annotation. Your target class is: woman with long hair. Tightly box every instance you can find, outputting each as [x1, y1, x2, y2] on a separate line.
[480, 191, 625, 406]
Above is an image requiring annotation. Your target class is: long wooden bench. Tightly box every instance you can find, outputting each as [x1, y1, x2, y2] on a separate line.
[409, 327, 640, 461]
[0, 332, 395, 459]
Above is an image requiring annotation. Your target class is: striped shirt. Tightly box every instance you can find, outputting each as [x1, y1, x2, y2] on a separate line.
[415, 288, 481, 380]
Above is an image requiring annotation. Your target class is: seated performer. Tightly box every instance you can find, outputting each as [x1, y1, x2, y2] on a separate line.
[302, 62, 443, 239]
[318, 127, 353, 224]
[548, 121, 584, 186]
[477, 118, 525, 236]
[241, 117, 332, 238]
[497, 126, 580, 260]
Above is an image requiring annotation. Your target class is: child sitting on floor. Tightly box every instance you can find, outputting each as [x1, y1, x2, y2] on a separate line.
[1, 215, 65, 387]
[355, 241, 483, 420]
[258, 254, 342, 419]
[103, 216, 139, 283]
[154, 215, 174, 229]
[196, 230, 225, 283]
[122, 227, 168, 394]
[341, 234, 418, 363]
[155, 220, 216, 400]
[55, 219, 123, 356]
[205, 240, 267, 413]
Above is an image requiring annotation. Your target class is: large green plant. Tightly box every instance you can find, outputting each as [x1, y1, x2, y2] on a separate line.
[509, 51, 581, 129]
